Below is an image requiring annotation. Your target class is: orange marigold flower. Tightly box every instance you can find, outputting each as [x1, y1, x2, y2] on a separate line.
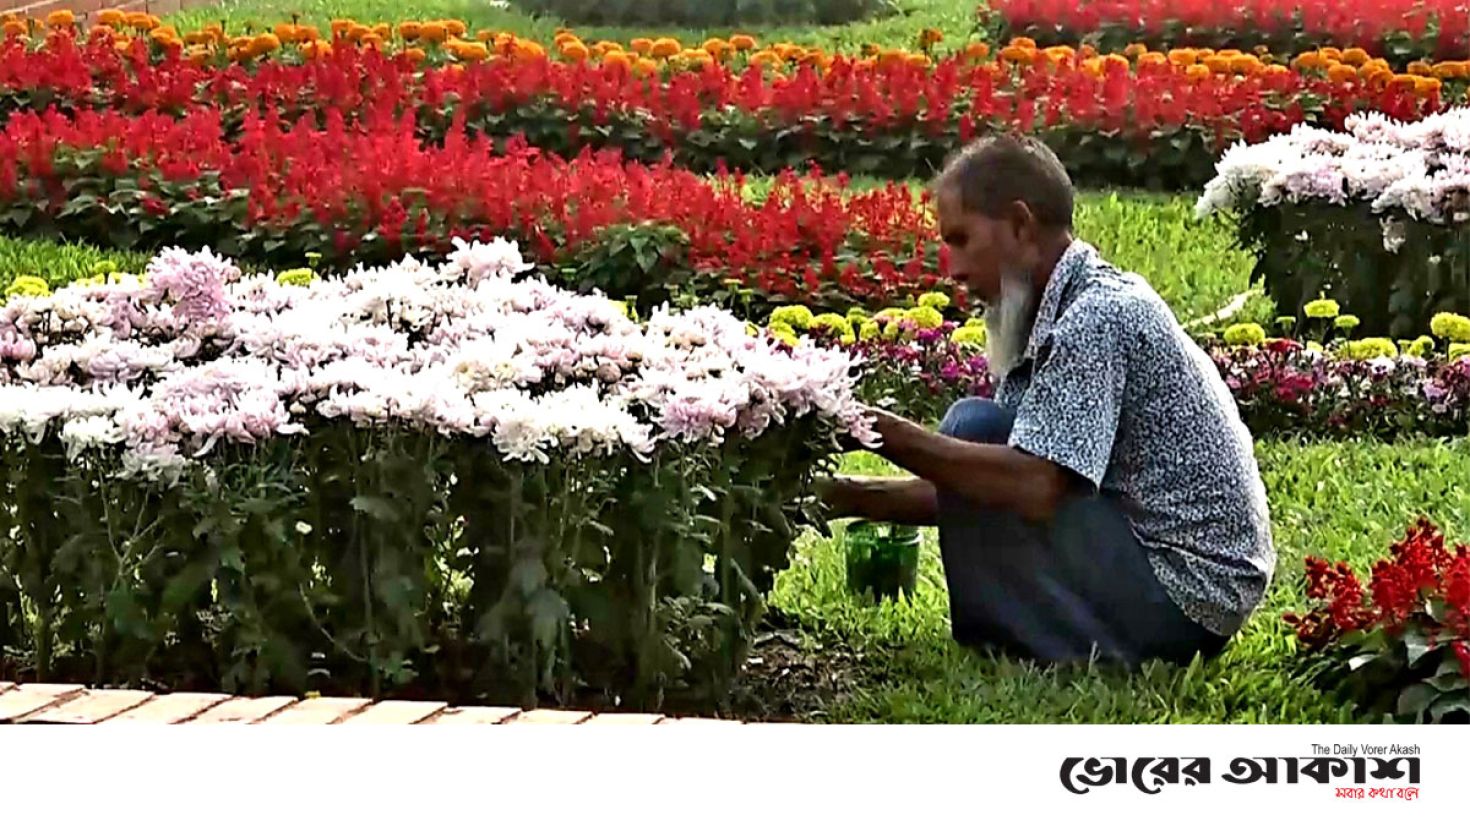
[1011, 36, 1037, 49]
[97, 9, 125, 27]
[1230, 54, 1261, 74]
[919, 27, 942, 46]
[1203, 55, 1231, 73]
[402, 46, 426, 63]
[1388, 73, 1418, 90]
[330, 19, 353, 39]
[963, 41, 989, 61]
[1407, 60, 1433, 76]
[274, 23, 298, 43]
[1167, 48, 1197, 65]
[299, 25, 320, 41]
[750, 48, 781, 67]
[475, 30, 496, 42]
[2, 20, 26, 37]
[1042, 45, 1074, 63]
[633, 56, 658, 76]
[398, 21, 422, 40]
[602, 50, 631, 70]
[1291, 51, 1323, 70]
[1102, 53, 1130, 72]
[421, 21, 448, 42]
[445, 20, 467, 36]
[1340, 47, 1370, 66]
[906, 53, 932, 69]
[1327, 63, 1358, 83]
[650, 37, 679, 58]
[560, 40, 589, 61]
[1413, 75, 1441, 95]
[1216, 48, 1242, 59]
[1319, 46, 1342, 61]
[89, 24, 114, 40]
[630, 37, 652, 54]
[1123, 42, 1147, 58]
[729, 34, 756, 50]
[1137, 51, 1167, 68]
[184, 31, 212, 45]
[1265, 64, 1290, 76]
[45, 10, 74, 27]
[457, 41, 489, 62]
[185, 45, 209, 66]
[250, 33, 280, 54]
[1079, 44, 1097, 59]
[303, 40, 332, 59]
[1080, 56, 1104, 77]
[1185, 63, 1210, 81]
[513, 39, 546, 61]
[373, 23, 390, 40]
[348, 24, 372, 42]
[701, 37, 727, 56]
[125, 12, 151, 31]
[114, 37, 133, 53]
[998, 44, 1032, 63]
[684, 48, 715, 68]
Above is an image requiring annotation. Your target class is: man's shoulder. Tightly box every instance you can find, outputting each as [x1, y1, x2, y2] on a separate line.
[1054, 266, 1169, 337]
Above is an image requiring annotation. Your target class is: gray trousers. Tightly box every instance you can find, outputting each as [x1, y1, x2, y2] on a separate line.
[935, 398, 1228, 666]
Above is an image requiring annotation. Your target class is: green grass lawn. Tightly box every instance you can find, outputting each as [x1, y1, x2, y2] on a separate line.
[168, 0, 981, 51]
[765, 439, 1469, 723]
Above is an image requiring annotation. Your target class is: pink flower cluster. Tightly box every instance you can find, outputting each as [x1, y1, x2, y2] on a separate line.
[0, 239, 877, 481]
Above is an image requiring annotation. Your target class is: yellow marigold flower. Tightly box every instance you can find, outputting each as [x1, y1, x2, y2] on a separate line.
[1306, 341, 1325, 352]
[398, 21, 422, 40]
[1334, 314, 1361, 332]
[919, 292, 950, 310]
[839, 332, 857, 345]
[905, 305, 944, 330]
[846, 307, 870, 323]
[421, 21, 448, 42]
[1406, 335, 1436, 357]
[650, 37, 680, 58]
[1450, 342, 1470, 361]
[771, 328, 799, 348]
[275, 267, 317, 287]
[630, 37, 653, 55]
[97, 9, 125, 27]
[770, 305, 815, 330]
[1430, 312, 1470, 342]
[4, 275, 50, 298]
[730, 34, 757, 51]
[1341, 337, 1398, 360]
[810, 313, 854, 337]
[45, 10, 74, 27]
[881, 320, 904, 341]
[1167, 48, 1197, 66]
[858, 320, 881, 341]
[873, 308, 902, 323]
[1304, 298, 1340, 319]
[445, 20, 467, 37]
[951, 325, 985, 347]
[1407, 59, 1433, 76]
[1080, 56, 1105, 77]
[1340, 47, 1370, 66]
[1223, 322, 1266, 346]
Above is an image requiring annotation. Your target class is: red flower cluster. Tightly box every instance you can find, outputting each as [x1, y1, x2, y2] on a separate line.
[0, 32, 1450, 181]
[0, 107, 948, 308]
[989, 0, 1470, 60]
[1285, 519, 1470, 670]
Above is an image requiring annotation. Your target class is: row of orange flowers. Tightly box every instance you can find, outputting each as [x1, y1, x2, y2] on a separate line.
[5, 9, 1467, 96]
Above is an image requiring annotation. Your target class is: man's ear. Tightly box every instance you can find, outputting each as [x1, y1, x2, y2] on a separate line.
[1006, 200, 1037, 244]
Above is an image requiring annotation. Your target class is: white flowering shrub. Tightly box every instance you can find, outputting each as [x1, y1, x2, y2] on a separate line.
[1197, 107, 1470, 339]
[0, 239, 875, 708]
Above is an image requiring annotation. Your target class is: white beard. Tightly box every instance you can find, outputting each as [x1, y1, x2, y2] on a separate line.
[983, 270, 1037, 379]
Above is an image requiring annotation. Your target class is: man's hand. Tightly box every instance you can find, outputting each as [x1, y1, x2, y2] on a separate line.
[812, 474, 939, 526]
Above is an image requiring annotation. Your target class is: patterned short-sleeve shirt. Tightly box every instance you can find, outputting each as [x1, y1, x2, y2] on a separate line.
[998, 240, 1275, 637]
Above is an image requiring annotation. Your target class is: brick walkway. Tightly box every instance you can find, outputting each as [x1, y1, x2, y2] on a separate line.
[0, 681, 741, 725]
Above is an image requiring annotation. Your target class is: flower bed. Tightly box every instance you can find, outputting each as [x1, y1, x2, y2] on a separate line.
[1284, 519, 1470, 723]
[0, 30, 1458, 190]
[1197, 106, 1470, 339]
[0, 240, 873, 708]
[773, 296, 1470, 436]
[985, 0, 1470, 64]
[0, 107, 949, 313]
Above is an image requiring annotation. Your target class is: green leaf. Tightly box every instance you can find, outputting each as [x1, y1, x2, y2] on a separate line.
[349, 494, 399, 522]
[1427, 693, 1470, 723]
[1395, 682, 1440, 720]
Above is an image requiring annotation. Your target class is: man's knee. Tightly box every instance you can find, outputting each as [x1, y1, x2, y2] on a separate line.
[938, 398, 1015, 445]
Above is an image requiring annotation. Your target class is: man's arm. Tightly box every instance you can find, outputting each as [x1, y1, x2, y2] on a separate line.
[865, 408, 1072, 523]
[815, 475, 939, 525]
